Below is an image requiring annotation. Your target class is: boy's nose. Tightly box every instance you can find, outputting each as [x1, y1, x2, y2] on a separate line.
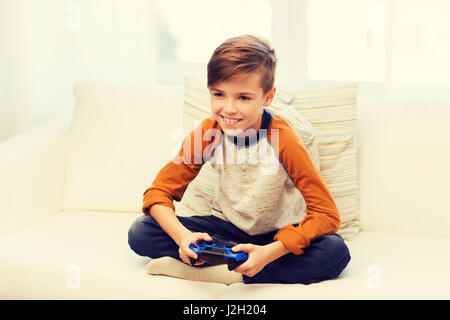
[222, 99, 238, 114]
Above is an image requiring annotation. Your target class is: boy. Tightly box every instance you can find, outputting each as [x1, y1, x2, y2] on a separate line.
[128, 34, 350, 284]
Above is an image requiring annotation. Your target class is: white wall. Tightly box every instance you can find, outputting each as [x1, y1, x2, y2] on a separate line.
[0, 0, 158, 143]
[2, 0, 450, 144]
[0, 0, 31, 143]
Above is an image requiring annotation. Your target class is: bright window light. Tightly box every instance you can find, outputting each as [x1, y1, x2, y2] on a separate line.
[307, 0, 387, 82]
[391, 0, 450, 84]
[155, 0, 272, 64]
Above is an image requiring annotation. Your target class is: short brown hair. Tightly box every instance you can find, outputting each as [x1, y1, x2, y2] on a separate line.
[207, 34, 277, 96]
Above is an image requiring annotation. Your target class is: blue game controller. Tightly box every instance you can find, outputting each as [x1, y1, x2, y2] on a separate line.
[189, 236, 248, 271]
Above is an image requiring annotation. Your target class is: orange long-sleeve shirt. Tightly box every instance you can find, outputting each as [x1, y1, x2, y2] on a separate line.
[143, 109, 340, 255]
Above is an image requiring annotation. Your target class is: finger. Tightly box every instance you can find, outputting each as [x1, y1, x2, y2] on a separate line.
[233, 262, 249, 274]
[186, 249, 198, 261]
[194, 260, 205, 266]
[233, 265, 243, 273]
[199, 233, 213, 242]
[182, 243, 198, 259]
[187, 254, 199, 266]
[232, 243, 251, 252]
[180, 247, 198, 264]
[179, 251, 191, 265]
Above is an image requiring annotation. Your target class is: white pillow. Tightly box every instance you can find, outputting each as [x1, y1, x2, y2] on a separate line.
[62, 81, 184, 213]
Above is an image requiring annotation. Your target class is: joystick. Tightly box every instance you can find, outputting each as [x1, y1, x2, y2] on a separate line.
[189, 236, 248, 271]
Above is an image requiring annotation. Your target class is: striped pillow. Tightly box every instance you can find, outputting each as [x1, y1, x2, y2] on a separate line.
[174, 76, 359, 240]
[275, 83, 360, 240]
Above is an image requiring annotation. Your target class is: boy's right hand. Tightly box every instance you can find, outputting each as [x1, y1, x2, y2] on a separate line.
[178, 232, 213, 266]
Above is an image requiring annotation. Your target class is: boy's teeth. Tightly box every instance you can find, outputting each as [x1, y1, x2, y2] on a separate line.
[223, 116, 240, 123]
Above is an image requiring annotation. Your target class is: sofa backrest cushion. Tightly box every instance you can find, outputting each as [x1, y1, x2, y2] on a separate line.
[61, 81, 183, 213]
[357, 98, 450, 236]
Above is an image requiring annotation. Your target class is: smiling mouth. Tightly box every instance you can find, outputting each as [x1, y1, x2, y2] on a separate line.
[220, 115, 242, 125]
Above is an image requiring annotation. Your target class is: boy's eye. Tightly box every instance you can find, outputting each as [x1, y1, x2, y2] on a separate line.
[212, 92, 250, 101]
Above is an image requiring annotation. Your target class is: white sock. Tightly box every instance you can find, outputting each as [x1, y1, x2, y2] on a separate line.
[145, 257, 243, 285]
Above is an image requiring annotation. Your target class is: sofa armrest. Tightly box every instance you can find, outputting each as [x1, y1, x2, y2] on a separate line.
[0, 111, 72, 237]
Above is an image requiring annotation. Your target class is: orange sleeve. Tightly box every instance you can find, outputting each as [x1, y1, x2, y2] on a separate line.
[269, 117, 340, 255]
[142, 117, 222, 215]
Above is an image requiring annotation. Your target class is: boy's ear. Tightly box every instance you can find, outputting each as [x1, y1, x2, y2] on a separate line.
[263, 86, 276, 106]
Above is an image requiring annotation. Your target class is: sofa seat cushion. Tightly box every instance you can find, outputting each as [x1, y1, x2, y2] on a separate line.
[0, 211, 227, 299]
[1, 212, 450, 299]
[221, 231, 450, 299]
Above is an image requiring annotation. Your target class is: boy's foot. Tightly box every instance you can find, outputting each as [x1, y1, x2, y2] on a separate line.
[145, 257, 243, 285]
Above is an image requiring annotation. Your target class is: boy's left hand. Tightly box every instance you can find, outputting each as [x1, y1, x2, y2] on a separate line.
[231, 244, 270, 277]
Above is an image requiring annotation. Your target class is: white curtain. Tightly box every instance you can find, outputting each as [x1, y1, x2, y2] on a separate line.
[0, 0, 157, 143]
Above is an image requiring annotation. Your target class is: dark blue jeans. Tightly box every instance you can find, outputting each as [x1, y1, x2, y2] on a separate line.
[128, 214, 351, 284]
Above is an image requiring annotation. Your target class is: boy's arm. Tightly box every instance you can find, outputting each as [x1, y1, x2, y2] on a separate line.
[142, 119, 222, 262]
[269, 120, 340, 256]
[142, 155, 202, 215]
[264, 240, 291, 261]
[149, 204, 192, 245]
[142, 117, 221, 215]
[150, 204, 213, 266]
[141, 120, 209, 247]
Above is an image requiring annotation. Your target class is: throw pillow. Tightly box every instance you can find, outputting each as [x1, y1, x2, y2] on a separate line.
[274, 83, 359, 240]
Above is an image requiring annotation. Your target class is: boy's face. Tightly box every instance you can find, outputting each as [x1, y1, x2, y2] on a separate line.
[209, 71, 276, 137]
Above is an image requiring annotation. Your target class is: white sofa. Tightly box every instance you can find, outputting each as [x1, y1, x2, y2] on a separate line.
[1, 81, 450, 300]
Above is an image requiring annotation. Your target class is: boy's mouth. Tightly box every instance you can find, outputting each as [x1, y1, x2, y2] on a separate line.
[220, 115, 242, 127]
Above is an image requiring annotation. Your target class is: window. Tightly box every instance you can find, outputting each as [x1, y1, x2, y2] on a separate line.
[390, 0, 450, 85]
[304, 0, 450, 98]
[307, 0, 387, 82]
[154, 0, 272, 83]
